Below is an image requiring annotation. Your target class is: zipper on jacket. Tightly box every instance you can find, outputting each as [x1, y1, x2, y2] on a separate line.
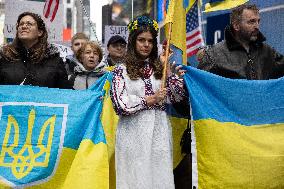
[246, 52, 256, 80]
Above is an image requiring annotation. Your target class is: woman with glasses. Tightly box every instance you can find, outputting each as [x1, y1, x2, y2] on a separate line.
[0, 12, 71, 88]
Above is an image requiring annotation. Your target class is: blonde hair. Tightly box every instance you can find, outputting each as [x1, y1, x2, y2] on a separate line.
[76, 41, 103, 63]
[71, 32, 89, 45]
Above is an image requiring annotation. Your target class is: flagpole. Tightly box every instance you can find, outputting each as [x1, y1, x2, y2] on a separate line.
[78, 0, 100, 44]
[131, 0, 134, 20]
[161, 22, 173, 88]
[160, 0, 175, 88]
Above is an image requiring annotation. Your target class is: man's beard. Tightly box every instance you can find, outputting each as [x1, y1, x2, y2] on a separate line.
[239, 29, 259, 42]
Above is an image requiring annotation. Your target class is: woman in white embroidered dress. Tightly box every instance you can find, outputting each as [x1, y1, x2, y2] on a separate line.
[111, 15, 185, 189]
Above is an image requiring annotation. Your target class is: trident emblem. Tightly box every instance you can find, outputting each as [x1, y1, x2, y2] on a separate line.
[0, 109, 56, 179]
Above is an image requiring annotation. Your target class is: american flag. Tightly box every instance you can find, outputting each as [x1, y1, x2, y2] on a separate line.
[43, 0, 59, 22]
[186, 1, 204, 57]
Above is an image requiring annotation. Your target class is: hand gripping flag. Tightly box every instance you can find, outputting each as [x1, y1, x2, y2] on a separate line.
[43, 0, 59, 22]
[184, 66, 284, 188]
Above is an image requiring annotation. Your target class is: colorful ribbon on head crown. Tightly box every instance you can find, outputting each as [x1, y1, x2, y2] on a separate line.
[127, 15, 159, 34]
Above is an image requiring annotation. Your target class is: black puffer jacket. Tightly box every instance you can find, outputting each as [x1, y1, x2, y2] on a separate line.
[198, 26, 284, 80]
[0, 44, 71, 89]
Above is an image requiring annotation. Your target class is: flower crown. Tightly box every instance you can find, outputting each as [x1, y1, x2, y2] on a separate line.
[127, 16, 159, 34]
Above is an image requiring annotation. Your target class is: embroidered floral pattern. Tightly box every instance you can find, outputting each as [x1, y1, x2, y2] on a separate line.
[166, 74, 185, 103]
[110, 66, 147, 116]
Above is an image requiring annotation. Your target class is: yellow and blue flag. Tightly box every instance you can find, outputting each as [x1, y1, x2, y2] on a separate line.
[0, 83, 109, 188]
[165, 0, 188, 64]
[204, 0, 249, 12]
[184, 66, 284, 188]
[95, 71, 118, 189]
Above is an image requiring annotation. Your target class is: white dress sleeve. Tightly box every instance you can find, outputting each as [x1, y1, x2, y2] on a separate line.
[110, 66, 147, 116]
[166, 73, 185, 103]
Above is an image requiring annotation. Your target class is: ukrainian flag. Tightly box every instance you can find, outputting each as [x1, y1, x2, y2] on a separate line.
[204, 0, 249, 12]
[184, 66, 284, 188]
[95, 71, 118, 189]
[0, 82, 109, 188]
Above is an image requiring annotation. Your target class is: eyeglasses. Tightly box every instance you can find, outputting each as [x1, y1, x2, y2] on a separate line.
[18, 21, 37, 28]
[110, 43, 126, 48]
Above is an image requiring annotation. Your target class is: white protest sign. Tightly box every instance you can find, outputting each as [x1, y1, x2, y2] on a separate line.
[104, 25, 129, 46]
[4, 0, 63, 42]
[52, 43, 73, 61]
[104, 25, 161, 47]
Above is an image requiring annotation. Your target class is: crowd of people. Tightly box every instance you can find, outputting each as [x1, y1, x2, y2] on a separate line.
[0, 11, 129, 90]
[0, 3, 283, 189]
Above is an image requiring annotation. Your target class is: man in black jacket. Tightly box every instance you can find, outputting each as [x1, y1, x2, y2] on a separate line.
[198, 4, 284, 80]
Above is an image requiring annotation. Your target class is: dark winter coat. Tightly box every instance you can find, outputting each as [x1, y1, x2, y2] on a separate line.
[0, 44, 71, 89]
[103, 55, 124, 67]
[198, 26, 284, 80]
[64, 54, 81, 76]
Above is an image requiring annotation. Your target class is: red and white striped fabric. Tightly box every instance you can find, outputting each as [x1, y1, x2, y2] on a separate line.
[186, 1, 204, 57]
[43, 0, 59, 22]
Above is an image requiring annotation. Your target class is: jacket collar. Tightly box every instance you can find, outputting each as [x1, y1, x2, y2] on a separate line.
[224, 25, 266, 51]
[0, 43, 59, 64]
[17, 43, 59, 60]
[106, 55, 124, 66]
[44, 44, 60, 58]
[74, 61, 106, 77]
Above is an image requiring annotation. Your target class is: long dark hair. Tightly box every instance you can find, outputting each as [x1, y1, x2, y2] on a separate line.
[2, 12, 48, 64]
[125, 16, 163, 80]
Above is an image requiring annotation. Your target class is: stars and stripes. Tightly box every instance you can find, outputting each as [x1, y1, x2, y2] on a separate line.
[43, 0, 59, 22]
[186, 1, 204, 57]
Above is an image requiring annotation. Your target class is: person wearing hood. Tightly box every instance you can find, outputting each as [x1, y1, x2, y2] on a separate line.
[198, 4, 284, 80]
[70, 41, 106, 90]
[0, 12, 70, 88]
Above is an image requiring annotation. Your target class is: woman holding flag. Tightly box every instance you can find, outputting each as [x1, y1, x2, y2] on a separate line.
[111, 15, 185, 189]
